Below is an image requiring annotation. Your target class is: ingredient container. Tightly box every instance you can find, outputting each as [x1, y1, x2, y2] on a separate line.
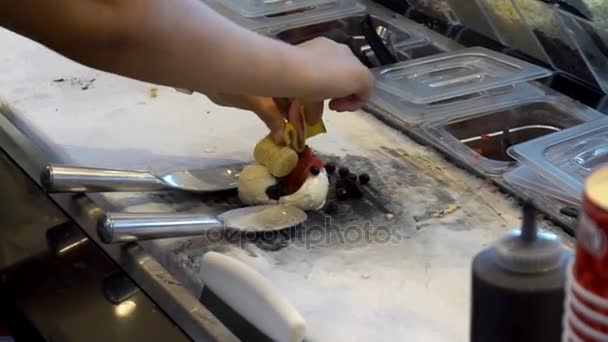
[373, 47, 552, 105]
[444, 0, 504, 44]
[508, 116, 608, 197]
[476, 0, 552, 65]
[426, 96, 603, 175]
[405, 0, 460, 31]
[205, 0, 366, 31]
[512, 0, 596, 85]
[503, 166, 581, 206]
[273, 13, 446, 68]
[556, 9, 608, 93]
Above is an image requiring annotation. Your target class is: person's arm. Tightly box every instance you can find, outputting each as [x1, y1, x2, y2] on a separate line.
[0, 0, 373, 110]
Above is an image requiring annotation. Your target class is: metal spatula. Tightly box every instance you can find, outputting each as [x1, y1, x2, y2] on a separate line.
[98, 205, 307, 243]
[41, 163, 244, 194]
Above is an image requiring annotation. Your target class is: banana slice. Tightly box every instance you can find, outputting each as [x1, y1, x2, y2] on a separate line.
[254, 135, 299, 178]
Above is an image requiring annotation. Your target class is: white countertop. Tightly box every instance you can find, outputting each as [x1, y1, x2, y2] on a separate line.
[0, 27, 573, 341]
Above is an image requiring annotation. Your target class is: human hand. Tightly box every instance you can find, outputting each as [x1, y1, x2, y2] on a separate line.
[294, 37, 375, 112]
[207, 94, 323, 146]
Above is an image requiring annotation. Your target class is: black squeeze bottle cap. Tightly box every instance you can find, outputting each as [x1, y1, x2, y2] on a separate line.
[470, 202, 571, 342]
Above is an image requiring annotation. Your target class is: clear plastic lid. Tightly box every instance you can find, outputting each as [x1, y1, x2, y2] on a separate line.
[373, 47, 552, 105]
[406, 0, 460, 25]
[445, 0, 505, 44]
[513, 0, 596, 85]
[557, 10, 608, 94]
[477, 0, 553, 65]
[214, 0, 337, 18]
[369, 81, 545, 126]
[508, 116, 608, 197]
[503, 166, 581, 206]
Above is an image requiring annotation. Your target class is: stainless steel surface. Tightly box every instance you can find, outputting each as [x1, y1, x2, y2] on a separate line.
[42, 164, 241, 194]
[0, 112, 237, 341]
[99, 205, 307, 244]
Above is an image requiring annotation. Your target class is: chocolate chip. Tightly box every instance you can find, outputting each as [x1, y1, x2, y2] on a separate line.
[310, 166, 320, 176]
[339, 167, 350, 178]
[324, 202, 339, 214]
[265, 185, 282, 200]
[359, 173, 370, 185]
[560, 206, 580, 219]
[348, 173, 357, 182]
[336, 187, 349, 201]
[347, 183, 363, 199]
[324, 162, 336, 175]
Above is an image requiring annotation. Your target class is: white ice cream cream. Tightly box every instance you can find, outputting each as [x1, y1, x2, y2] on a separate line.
[279, 170, 329, 211]
[238, 164, 330, 211]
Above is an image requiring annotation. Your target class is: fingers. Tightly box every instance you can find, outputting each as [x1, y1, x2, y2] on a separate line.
[328, 95, 365, 112]
[273, 98, 291, 115]
[253, 97, 287, 145]
[287, 99, 305, 149]
[302, 100, 324, 125]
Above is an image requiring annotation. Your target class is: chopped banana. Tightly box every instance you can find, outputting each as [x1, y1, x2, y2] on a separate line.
[253, 135, 299, 177]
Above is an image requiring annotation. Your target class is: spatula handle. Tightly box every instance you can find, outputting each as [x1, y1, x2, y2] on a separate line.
[98, 212, 223, 244]
[41, 165, 167, 193]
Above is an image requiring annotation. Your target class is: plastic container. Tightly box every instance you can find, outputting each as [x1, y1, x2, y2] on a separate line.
[444, 0, 505, 44]
[582, 0, 608, 27]
[426, 95, 602, 175]
[512, 0, 597, 85]
[405, 0, 459, 25]
[369, 81, 545, 127]
[206, 0, 366, 31]
[214, 0, 337, 18]
[273, 13, 440, 68]
[477, 0, 553, 65]
[557, 9, 608, 94]
[373, 47, 552, 105]
[504, 166, 580, 206]
[508, 116, 608, 197]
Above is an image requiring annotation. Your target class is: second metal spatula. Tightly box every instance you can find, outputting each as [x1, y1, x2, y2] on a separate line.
[41, 164, 244, 194]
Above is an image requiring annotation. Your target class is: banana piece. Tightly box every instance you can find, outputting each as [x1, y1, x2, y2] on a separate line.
[254, 135, 299, 178]
[284, 106, 327, 153]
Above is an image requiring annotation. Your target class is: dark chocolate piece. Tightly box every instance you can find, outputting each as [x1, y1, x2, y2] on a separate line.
[324, 162, 336, 175]
[559, 206, 580, 219]
[359, 173, 370, 185]
[339, 167, 350, 178]
[336, 187, 349, 201]
[265, 185, 282, 200]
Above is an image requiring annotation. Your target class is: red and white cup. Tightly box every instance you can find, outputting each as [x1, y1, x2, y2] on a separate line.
[564, 261, 608, 341]
[563, 167, 608, 341]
